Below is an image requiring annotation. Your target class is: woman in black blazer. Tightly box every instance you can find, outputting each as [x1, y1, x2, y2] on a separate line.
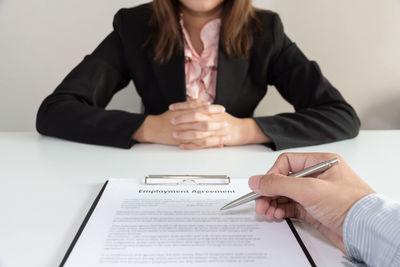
[36, 0, 360, 150]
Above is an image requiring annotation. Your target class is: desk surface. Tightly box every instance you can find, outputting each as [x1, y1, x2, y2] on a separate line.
[1, 130, 399, 267]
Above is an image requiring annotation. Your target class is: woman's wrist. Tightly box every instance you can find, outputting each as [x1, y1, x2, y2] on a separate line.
[241, 118, 271, 144]
[132, 115, 156, 143]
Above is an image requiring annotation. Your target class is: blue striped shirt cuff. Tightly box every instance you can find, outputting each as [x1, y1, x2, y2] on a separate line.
[343, 193, 400, 266]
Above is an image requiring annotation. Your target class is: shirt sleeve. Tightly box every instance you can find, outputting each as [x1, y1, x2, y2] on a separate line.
[343, 193, 400, 266]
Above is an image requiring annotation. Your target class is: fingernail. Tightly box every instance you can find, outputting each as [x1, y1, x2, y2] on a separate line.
[249, 175, 262, 191]
[169, 104, 174, 110]
[221, 107, 226, 112]
[173, 132, 178, 138]
[171, 118, 176, 125]
[179, 144, 185, 149]
[222, 136, 231, 142]
[224, 121, 229, 127]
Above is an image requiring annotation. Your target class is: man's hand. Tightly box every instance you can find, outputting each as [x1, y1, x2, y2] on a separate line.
[248, 153, 375, 253]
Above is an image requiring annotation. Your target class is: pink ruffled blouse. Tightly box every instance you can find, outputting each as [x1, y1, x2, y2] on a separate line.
[180, 16, 221, 103]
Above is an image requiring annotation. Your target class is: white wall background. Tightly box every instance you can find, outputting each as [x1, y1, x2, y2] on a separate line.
[1, 0, 399, 131]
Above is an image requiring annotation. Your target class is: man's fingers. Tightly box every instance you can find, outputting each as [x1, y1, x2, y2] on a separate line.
[265, 199, 277, 220]
[255, 198, 271, 215]
[249, 173, 319, 204]
[277, 197, 291, 204]
[272, 202, 305, 220]
[267, 152, 341, 176]
[274, 206, 286, 219]
[254, 197, 296, 220]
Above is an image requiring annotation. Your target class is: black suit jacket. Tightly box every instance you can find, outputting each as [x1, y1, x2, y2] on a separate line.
[36, 3, 360, 150]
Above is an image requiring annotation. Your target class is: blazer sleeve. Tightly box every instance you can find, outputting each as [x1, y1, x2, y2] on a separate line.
[254, 14, 360, 150]
[36, 10, 146, 148]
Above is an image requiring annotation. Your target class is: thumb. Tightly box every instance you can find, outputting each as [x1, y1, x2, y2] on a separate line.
[249, 173, 316, 204]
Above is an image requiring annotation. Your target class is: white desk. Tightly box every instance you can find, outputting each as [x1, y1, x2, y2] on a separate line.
[1, 130, 399, 267]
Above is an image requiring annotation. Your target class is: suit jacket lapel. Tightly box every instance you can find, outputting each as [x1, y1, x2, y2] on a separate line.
[147, 47, 186, 106]
[214, 45, 250, 110]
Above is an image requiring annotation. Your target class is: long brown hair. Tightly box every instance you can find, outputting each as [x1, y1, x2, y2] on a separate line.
[149, 0, 259, 64]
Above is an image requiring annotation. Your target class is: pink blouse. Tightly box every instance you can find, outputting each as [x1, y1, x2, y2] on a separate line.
[180, 16, 221, 103]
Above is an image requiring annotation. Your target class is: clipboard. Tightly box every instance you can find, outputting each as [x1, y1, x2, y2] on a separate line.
[145, 174, 230, 185]
[60, 177, 316, 267]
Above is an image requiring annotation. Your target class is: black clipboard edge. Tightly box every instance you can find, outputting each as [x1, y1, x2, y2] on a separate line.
[59, 181, 109, 267]
[286, 218, 316, 267]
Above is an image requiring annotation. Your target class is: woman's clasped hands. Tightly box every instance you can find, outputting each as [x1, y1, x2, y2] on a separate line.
[133, 99, 265, 149]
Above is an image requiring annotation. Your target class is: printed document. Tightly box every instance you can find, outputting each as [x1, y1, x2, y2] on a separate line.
[63, 178, 311, 266]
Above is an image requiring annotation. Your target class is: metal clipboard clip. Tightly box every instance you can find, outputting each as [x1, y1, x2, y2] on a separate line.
[145, 175, 230, 186]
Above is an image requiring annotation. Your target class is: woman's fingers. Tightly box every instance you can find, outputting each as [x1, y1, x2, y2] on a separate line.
[169, 100, 210, 111]
[168, 101, 233, 150]
[173, 130, 213, 141]
[195, 104, 225, 114]
[174, 121, 229, 131]
[179, 135, 231, 149]
[172, 112, 210, 125]
[169, 103, 229, 149]
[179, 143, 221, 150]
[171, 106, 226, 125]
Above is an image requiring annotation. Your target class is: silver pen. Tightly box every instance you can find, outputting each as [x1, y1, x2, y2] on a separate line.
[220, 158, 339, 210]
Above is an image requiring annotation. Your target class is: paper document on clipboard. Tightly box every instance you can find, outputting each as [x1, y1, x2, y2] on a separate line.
[61, 176, 314, 267]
